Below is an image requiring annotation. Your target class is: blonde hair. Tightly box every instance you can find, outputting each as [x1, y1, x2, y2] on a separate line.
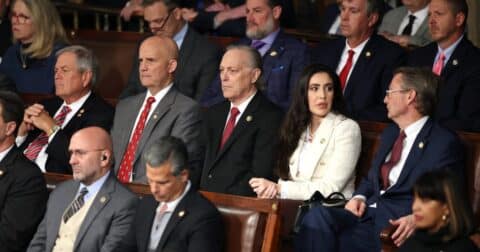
[12, 0, 68, 58]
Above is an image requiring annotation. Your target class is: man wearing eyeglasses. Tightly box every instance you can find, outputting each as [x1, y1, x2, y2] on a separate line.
[28, 126, 138, 252]
[16, 45, 114, 174]
[296, 67, 464, 251]
[120, 0, 221, 102]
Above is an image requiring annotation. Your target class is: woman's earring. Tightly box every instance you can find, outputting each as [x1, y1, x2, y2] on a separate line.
[442, 214, 448, 221]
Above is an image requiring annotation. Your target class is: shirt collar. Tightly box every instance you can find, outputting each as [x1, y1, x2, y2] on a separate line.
[403, 116, 429, 138]
[230, 91, 257, 114]
[79, 170, 110, 200]
[62, 91, 91, 109]
[408, 4, 429, 20]
[345, 37, 370, 55]
[436, 34, 464, 61]
[173, 24, 188, 49]
[146, 83, 173, 102]
[157, 180, 191, 213]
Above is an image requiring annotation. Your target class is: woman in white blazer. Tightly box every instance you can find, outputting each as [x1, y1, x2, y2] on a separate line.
[249, 64, 361, 200]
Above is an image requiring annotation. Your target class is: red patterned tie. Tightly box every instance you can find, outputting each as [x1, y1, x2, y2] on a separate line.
[339, 50, 355, 91]
[219, 107, 239, 150]
[24, 105, 71, 161]
[380, 131, 406, 189]
[432, 52, 446, 76]
[117, 97, 156, 183]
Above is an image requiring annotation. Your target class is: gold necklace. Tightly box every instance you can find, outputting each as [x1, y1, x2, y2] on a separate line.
[19, 46, 27, 69]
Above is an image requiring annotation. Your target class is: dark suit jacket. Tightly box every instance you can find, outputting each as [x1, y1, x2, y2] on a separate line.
[120, 26, 222, 101]
[0, 146, 48, 252]
[312, 34, 406, 121]
[200, 92, 283, 196]
[201, 30, 309, 111]
[19, 93, 114, 174]
[117, 188, 224, 252]
[320, 3, 340, 34]
[28, 174, 138, 252]
[355, 119, 464, 231]
[0, 16, 12, 57]
[407, 37, 480, 132]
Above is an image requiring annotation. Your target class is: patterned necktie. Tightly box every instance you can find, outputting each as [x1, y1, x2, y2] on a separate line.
[432, 53, 446, 76]
[251, 40, 266, 50]
[339, 50, 355, 91]
[148, 203, 169, 250]
[24, 105, 71, 161]
[380, 131, 406, 189]
[401, 15, 416, 36]
[63, 187, 88, 223]
[219, 107, 240, 150]
[117, 96, 156, 183]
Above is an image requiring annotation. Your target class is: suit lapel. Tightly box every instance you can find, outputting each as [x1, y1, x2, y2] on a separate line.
[344, 36, 376, 98]
[262, 32, 287, 84]
[156, 189, 193, 251]
[73, 175, 114, 250]
[176, 27, 194, 84]
[63, 93, 95, 132]
[441, 37, 467, 79]
[119, 94, 146, 159]
[139, 197, 158, 252]
[209, 103, 230, 162]
[372, 127, 399, 192]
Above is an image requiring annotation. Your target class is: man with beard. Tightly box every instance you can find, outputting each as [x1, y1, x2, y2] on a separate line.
[201, 0, 309, 111]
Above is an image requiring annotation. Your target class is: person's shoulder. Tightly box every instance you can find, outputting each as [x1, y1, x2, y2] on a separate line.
[371, 34, 405, 53]
[276, 30, 308, 50]
[333, 114, 360, 131]
[6, 148, 44, 179]
[186, 27, 221, 53]
[186, 191, 221, 217]
[171, 89, 201, 109]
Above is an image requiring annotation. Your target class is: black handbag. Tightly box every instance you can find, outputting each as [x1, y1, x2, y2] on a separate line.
[292, 191, 347, 234]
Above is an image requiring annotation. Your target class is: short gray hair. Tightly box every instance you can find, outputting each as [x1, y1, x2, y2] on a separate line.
[394, 67, 439, 116]
[142, 136, 189, 176]
[224, 45, 264, 89]
[56, 45, 99, 87]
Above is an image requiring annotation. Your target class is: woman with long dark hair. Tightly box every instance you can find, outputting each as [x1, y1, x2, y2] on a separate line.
[249, 64, 361, 200]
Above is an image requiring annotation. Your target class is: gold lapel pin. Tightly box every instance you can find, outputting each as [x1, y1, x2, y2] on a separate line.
[0, 170, 3, 176]
[320, 138, 326, 144]
[246, 115, 253, 122]
[418, 142, 424, 149]
[153, 114, 158, 120]
[178, 210, 185, 217]
[365, 51, 372, 58]
[77, 109, 85, 117]
[269, 51, 278, 57]
[452, 59, 458, 66]
[100, 196, 106, 203]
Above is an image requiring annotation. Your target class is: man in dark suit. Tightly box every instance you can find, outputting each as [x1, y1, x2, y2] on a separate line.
[0, 91, 48, 252]
[407, 0, 480, 132]
[295, 67, 464, 251]
[118, 136, 224, 252]
[17, 45, 114, 174]
[112, 36, 202, 185]
[201, 45, 283, 196]
[120, 0, 221, 101]
[312, 0, 405, 122]
[28, 127, 138, 252]
[201, 0, 309, 111]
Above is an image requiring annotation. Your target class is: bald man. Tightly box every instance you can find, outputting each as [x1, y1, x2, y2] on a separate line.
[111, 36, 202, 185]
[28, 127, 138, 252]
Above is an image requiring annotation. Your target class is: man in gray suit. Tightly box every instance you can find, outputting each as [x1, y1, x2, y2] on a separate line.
[378, 0, 432, 47]
[28, 127, 138, 252]
[111, 36, 202, 185]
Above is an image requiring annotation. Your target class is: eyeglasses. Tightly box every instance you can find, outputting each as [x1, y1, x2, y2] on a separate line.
[69, 149, 105, 158]
[385, 88, 410, 96]
[147, 10, 172, 31]
[9, 12, 31, 24]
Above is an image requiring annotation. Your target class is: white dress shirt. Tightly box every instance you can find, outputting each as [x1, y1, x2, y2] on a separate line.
[336, 39, 370, 89]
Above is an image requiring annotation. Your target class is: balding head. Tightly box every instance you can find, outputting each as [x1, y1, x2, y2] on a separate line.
[69, 127, 113, 185]
[138, 36, 178, 95]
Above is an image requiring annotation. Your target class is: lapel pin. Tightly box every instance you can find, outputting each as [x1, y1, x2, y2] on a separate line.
[365, 51, 372, 58]
[100, 196, 106, 203]
[418, 142, 424, 149]
[246, 115, 253, 122]
[452, 59, 458, 66]
[269, 50, 278, 57]
[178, 210, 185, 217]
[320, 138, 325, 144]
[153, 114, 158, 120]
[0, 170, 3, 176]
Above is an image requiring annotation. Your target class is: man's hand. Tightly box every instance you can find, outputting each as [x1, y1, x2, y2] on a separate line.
[249, 177, 278, 199]
[389, 214, 415, 247]
[120, 0, 144, 21]
[30, 110, 56, 134]
[205, 2, 229, 12]
[344, 198, 366, 217]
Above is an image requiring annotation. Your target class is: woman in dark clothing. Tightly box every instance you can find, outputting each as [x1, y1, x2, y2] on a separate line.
[399, 169, 479, 251]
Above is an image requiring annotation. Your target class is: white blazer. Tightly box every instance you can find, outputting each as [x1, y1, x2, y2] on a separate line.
[278, 112, 361, 200]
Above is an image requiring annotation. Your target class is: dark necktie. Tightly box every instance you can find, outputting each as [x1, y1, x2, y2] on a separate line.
[380, 131, 406, 189]
[339, 50, 355, 91]
[220, 107, 240, 149]
[63, 187, 88, 223]
[251, 40, 266, 50]
[401, 15, 416, 36]
[24, 105, 71, 161]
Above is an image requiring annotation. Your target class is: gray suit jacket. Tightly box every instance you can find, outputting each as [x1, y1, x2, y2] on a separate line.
[378, 6, 432, 46]
[27, 174, 138, 252]
[111, 87, 202, 184]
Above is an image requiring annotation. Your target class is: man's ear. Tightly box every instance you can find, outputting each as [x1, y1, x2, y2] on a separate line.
[81, 70, 93, 88]
[251, 68, 261, 83]
[179, 169, 189, 182]
[272, 6, 282, 20]
[168, 59, 178, 74]
[367, 12, 379, 29]
[455, 12, 466, 28]
[5, 121, 16, 137]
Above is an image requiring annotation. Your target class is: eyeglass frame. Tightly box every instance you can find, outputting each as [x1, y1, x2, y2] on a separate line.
[9, 12, 31, 24]
[385, 88, 411, 96]
[68, 148, 105, 158]
[146, 9, 173, 31]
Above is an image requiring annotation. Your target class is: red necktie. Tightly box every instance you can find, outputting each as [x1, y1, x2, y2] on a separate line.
[339, 50, 355, 91]
[117, 96, 156, 183]
[219, 107, 240, 150]
[432, 52, 446, 76]
[380, 131, 406, 189]
[24, 105, 71, 161]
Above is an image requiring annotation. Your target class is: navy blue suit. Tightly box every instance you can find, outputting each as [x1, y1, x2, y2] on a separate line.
[407, 37, 480, 132]
[312, 34, 406, 122]
[201, 30, 309, 110]
[296, 119, 464, 252]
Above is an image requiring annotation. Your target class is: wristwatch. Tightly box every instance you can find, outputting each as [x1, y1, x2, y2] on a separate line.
[48, 125, 60, 137]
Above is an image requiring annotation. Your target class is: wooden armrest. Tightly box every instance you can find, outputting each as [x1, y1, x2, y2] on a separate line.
[380, 225, 397, 252]
[470, 233, 480, 249]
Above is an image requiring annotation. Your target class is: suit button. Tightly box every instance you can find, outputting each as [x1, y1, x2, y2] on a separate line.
[208, 174, 212, 179]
